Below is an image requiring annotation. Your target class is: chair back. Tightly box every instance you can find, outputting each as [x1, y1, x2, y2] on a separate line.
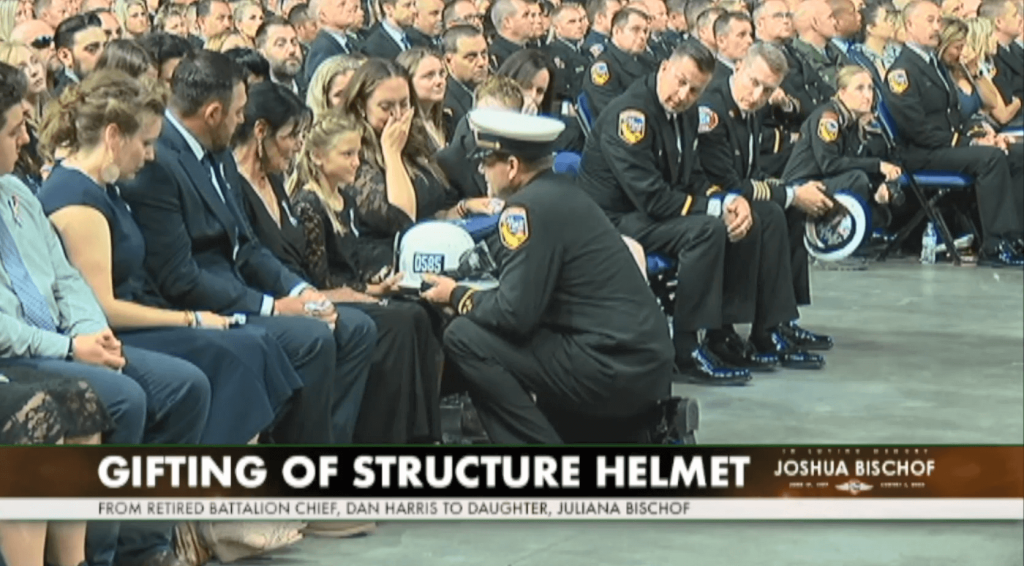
[576, 91, 595, 137]
[553, 151, 582, 178]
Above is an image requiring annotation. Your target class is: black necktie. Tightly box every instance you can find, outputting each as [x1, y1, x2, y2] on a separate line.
[930, 55, 952, 93]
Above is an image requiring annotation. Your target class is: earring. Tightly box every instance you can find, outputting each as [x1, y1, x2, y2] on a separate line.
[100, 162, 121, 184]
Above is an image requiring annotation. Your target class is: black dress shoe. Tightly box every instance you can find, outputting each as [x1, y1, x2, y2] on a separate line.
[706, 331, 778, 372]
[753, 330, 825, 370]
[678, 347, 752, 386]
[780, 321, 834, 351]
[978, 241, 1024, 268]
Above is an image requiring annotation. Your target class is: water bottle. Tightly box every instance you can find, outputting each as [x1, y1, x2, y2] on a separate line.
[920, 222, 937, 264]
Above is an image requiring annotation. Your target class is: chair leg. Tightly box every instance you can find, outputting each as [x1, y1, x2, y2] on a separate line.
[929, 198, 963, 265]
[878, 207, 926, 261]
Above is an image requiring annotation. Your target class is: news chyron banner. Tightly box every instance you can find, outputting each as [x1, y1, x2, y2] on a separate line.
[0, 446, 1021, 521]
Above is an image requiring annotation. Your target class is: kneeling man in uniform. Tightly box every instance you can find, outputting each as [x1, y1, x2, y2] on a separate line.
[421, 109, 697, 445]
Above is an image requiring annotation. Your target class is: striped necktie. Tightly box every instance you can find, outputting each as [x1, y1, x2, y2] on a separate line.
[0, 212, 57, 331]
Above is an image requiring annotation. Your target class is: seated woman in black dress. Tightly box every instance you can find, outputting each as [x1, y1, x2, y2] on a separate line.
[233, 82, 442, 444]
[0, 365, 113, 566]
[35, 70, 305, 447]
[336, 58, 503, 273]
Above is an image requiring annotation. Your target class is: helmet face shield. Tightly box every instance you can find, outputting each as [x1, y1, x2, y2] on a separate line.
[804, 191, 870, 262]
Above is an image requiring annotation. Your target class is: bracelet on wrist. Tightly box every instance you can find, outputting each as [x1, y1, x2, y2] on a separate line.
[184, 310, 196, 328]
[456, 200, 468, 217]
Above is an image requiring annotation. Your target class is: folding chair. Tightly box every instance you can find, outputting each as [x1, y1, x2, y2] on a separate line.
[874, 99, 976, 265]
[553, 151, 583, 177]
[576, 91, 595, 138]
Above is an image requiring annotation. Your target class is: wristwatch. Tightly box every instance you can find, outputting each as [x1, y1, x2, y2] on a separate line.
[65, 337, 75, 360]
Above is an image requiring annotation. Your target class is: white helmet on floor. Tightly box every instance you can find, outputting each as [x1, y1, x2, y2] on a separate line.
[804, 191, 871, 262]
[397, 221, 499, 291]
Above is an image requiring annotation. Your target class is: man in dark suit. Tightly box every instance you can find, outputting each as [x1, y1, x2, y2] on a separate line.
[121, 51, 378, 444]
[980, 0, 1023, 115]
[408, 0, 444, 47]
[710, 11, 753, 85]
[304, 0, 363, 85]
[52, 13, 106, 97]
[361, 0, 418, 59]
[442, 25, 490, 139]
[883, 0, 1024, 266]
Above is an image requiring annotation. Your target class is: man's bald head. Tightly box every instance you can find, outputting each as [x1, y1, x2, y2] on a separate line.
[11, 20, 61, 72]
[795, 0, 837, 40]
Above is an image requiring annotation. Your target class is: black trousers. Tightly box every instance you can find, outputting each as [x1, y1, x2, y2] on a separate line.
[617, 204, 797, 357]
[785, 169, 878, 306]
[443, 318, 671, 444]
[903, 144, 1024, 250]
[247, 309, 376, 445]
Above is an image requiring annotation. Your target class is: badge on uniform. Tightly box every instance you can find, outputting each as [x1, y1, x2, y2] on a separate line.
[589, 43, 605, 58]
[697, 106, 718, 134]
[590, 61, 609, 86]
[618, 109, 646, 144]
[499, 206, 530, 250]
[887, 69, 909, 95]
[817, 117, 839, 143]
[553, 56, 565, 69]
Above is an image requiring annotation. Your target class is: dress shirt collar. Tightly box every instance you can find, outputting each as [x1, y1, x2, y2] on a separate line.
[165, 109, 206, 162]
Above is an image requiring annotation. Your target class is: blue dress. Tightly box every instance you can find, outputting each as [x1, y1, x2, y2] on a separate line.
[37, 165, 303, 444]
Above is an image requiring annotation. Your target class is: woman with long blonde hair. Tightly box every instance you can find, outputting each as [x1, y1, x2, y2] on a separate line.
[113, 0, 151, 39]
[305, 54, 366, 119]
[0, 41, 48, 191]
[938, 17, 1021, 127]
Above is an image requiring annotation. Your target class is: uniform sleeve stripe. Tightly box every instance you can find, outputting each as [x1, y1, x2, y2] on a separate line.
[457, 289, 477, 315]
[682, 195, 693, 216]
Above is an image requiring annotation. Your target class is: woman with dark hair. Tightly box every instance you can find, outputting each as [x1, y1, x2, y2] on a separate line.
[496, 48, 585, 150]
[234, 81, 443, 444]
[223, 47, 271, 85]
[496, 48, 555, 114]
[338, 58, 501, 271]
[95, 38, 157, 77]
[137, 32, 195, 86]
[0, 60, 115, 566]
[396, 47, 448, 150]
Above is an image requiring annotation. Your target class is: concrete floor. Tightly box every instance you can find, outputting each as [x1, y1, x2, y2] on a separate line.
[240, 260, 1024, 566]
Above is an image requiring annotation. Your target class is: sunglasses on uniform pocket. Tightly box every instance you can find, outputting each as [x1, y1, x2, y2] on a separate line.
[31, 35, 53, 49]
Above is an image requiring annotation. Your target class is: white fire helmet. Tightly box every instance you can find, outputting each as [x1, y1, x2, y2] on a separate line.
[804, 191, 871, 262]
[397, 221, 499, 291]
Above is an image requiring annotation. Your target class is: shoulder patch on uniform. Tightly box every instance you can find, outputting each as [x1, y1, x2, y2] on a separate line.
[499, 206, 530, 250]
[817, 117, 839, 143]
[887, 69, 909, 95]
[589, 43, 605, 58]
[590, 61, 610, 86]
[618, 109, 646, 144]
[697, 106, 719, 134]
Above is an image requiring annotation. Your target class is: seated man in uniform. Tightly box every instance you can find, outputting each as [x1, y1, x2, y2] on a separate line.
[582, 7, 655, 117]
[578, 41, 817, 384]
[420, 109, 697, 445]
[883, 0, 1024, 266]
[696, 42, 834, 361]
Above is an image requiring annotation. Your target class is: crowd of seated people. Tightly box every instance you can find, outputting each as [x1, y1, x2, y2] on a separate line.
[0, 0, 1022, 563]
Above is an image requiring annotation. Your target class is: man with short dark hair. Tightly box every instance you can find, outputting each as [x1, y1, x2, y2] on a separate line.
[361, 0, 418, 58]
[883, 0, 1024, 266]
[828, 0, 861, 55]
[711, 11, 753, 83]
[489, 0, 535, 68]
[442, 24, 490, 136]
[583, 0, 622, 58]
[287, 3, 318, 60]
[304, 0, 363, 83]
[579, 42, 760, 385]
[545, 2, 589, 105]
[52, 13, 106, 96]
[89, 8, 123, 42]
[582, 7, 652, 116]
[119, 51, 379, 448]
[196, 0, 233, 46]
[696, 43, 833, 365]
[138, 32, 195, 86]
[257, 16, 304, 93]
